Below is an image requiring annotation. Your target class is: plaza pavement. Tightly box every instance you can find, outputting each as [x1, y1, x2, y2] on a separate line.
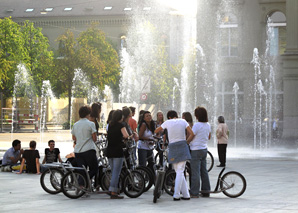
[0, 131, 298, 213]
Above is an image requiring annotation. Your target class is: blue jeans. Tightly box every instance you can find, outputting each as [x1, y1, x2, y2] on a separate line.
[190, 149, 211, 196]
[108, 157, 124, 193]
[138, 149, 155, 174]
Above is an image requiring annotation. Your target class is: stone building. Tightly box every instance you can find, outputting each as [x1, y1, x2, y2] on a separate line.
[1, 0, 297, 144]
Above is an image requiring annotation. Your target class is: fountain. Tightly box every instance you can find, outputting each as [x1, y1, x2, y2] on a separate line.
[117, 0, 284, 150]
[233, 82, 239, 147]
[11, 64, 36, 134]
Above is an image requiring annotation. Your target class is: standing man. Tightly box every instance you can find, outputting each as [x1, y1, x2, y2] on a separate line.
[1, 139, 24, 172]
[71, 105, 98, 183]
[42, 140, 63, 164]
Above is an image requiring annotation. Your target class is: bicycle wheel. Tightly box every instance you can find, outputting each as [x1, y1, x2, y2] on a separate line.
[123, 170, 145, 198]
[163, 169, 175, 196]
[40, 168, 64, 194]
[207, 151, 214, 172]
[220, 171, 247, 198]
[100, 169, 112, 191]
[61, 171, 87, 199]
[153, 172, 163, 203]
[136, 166, 154, 192]
[101, 169, 123, 192]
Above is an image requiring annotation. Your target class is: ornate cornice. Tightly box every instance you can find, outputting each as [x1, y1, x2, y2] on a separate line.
[14, 16, 132, 27]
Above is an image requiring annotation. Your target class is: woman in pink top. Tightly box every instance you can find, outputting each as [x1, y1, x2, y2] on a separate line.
[216, 116, 229, 167]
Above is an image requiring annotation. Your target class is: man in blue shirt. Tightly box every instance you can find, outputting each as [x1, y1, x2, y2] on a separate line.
[1, 139, 24, 172]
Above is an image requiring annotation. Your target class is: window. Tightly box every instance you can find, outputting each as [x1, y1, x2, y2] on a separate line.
[26, 9, 34, 12]
[220, 13, 238, 57]
[216, 81, 244, 121]
[104, 6, 112, 10]
[268, 11, 286, 56]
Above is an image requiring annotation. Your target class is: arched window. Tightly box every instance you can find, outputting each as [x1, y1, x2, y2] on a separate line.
[220, 13, 238, 57]
[268, 11, 286, 56]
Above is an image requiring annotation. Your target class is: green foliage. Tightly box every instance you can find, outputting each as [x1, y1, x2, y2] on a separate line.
[76, 23, 120, 90]
[0, 17, 24, 97]
[54, 30, 77, 96]
[0, 18, 54, 99]
[20, 21, 54, 96]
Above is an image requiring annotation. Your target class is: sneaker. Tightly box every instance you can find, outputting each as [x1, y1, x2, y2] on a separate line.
[173, 197, 181, 201]
[110, 194, 124, 199]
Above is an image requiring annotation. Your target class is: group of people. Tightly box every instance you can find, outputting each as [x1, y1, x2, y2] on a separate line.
[1, 102, 230, 201]
[1, 139, 63, 174]
[104, 105, 229, 200]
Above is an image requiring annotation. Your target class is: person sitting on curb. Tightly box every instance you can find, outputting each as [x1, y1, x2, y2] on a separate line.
[17, 140, 41, 174]
[42, 140, 63, 164]
[1, 139, 24, 172]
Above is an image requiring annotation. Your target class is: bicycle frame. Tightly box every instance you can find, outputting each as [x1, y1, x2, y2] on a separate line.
[211, 167, 226, 193]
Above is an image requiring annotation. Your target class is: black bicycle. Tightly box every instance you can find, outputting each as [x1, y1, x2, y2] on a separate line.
[152, 135, 169, 203]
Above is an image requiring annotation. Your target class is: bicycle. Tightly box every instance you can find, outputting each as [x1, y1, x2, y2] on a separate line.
[60, 165, 97, 199]
[164, 167, 247, 198]
[99, 138, 146, 198]
[152, 135, 169, 203]
[40, 162, 73, 194]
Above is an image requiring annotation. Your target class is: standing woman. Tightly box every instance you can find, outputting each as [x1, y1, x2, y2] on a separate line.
[216, 116, 229, 167]
[182, 112, 193, 139]
[155, 110, 194, 201]
[106, 110, 115, 132]
[189, 106, 211, 198]
[156, 111, 164, 128]
[123, 107, 139, 161]
[90, 102, 102, 134]
[107, 109, 131, 199]
[155, 111, 165, 166]
[137, 111, 155, 174]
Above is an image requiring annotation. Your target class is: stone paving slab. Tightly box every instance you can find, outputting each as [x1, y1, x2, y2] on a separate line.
[1, 158, 298, 213]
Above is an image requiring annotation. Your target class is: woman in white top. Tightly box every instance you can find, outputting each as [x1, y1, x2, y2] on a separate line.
[155, 110, 194, 201]
[216, 116, 229, 167]
[137, 111, 155, 174]
[189, 106, 211, 198]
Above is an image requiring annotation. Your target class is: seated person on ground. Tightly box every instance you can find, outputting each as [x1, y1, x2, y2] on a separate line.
[17, 140, 41, 174]
[65, 141, 77, 166]
[1, 139, 24, 172]
[42, 140, 63, 164]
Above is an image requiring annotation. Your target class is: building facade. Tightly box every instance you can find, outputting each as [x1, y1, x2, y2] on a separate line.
[1, 0, 297, 144]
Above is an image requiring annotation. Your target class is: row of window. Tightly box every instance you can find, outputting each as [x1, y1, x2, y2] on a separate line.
[220, 12, 286, 57]
[22, 6, 152, 13]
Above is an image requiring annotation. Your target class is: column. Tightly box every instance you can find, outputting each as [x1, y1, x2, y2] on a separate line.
[282, 0, 298, 139]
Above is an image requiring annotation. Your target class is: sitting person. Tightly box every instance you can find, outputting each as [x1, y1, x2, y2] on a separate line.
[1, 139, 24, 172]
[42, 140, 63, 164]
[65, 141, 77, 166]
[17, 140, 41, 174]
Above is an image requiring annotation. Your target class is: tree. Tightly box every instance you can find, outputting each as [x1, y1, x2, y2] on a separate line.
[149, 42, 181, 110]
[54, 30, 77, 122]
[0, 17, 25, 98]
[20, 21, 54, 96]
[76, 24, 120, 90]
